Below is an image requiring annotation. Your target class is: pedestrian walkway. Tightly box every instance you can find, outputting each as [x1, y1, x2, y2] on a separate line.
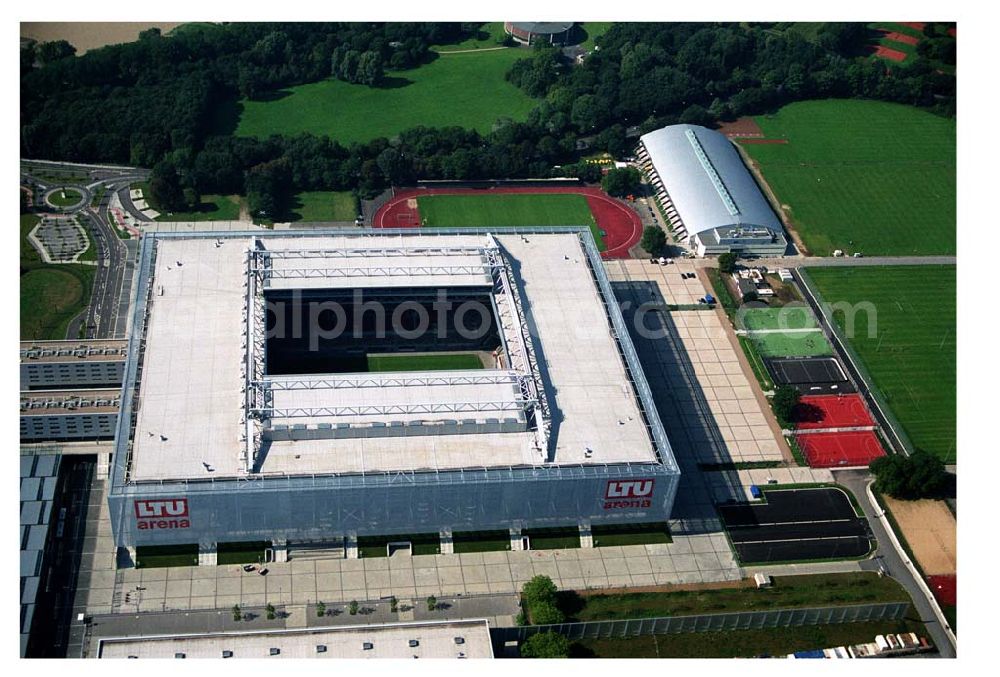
[110, 535, 742, 615]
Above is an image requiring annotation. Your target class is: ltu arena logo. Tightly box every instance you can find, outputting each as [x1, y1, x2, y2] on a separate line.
[603, 479, 654, 510]
[134, 498, 190, 530]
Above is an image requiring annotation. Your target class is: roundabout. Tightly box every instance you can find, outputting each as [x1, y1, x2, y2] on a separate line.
[43, 185, 89, 211]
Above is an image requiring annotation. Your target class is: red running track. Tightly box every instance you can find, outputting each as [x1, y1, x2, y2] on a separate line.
[372, 186, 643, 259]
[795, 431, 886, 468]
[794, 394, 874, 430]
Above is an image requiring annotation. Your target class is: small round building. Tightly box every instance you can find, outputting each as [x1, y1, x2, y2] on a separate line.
[504, 22, 575, 46]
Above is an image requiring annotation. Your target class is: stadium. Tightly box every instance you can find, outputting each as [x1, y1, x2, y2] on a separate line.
[108, 228, 680, 564]
[637, 124, 789, 257]
[503, 22, 575, 46]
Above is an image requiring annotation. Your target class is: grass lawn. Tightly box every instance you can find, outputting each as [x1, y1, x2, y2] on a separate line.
[135, 544, 198, 569]
[577, 22, 614, 49]
[152, 194, 242, 222]
[749, 329, 833, 358]
[232, 49, 538, 144]
[524, 528, 581, 550]
[803, 265, 956, 462]
[288, 191, 357, 222]
[562, 573, 909, 622]
[433, 23, 508, 52]
[417, 193, 607, 252]
[738, 335, 775, 391]
[20, 214, 95, 340]
[453, 530, 512, 554]
[593, 522, 671, 548]
[570, 617, 928, 658]
[742, 99, 955, 256]
[366, 353, 484, 372]
[737, 306, 819, 332]
[216, 541, 270, 566]
[48, 187, 85, 207]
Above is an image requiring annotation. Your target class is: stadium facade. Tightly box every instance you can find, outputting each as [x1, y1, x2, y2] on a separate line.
[108, 228, 679, 563]
[637, 124, 789, 257]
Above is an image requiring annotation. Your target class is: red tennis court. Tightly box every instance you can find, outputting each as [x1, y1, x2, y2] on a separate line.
[794, 394, 874, 430]
[927, 574, 956, 607]
[795, 431, 886, 468]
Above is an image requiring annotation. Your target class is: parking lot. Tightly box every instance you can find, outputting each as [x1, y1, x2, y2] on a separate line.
[718, 487, 873, 564]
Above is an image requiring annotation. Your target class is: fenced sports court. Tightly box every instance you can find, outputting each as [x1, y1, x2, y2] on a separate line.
[795, 431, 886, 468]
[737, 306, 819, 332]
[794, 394, 874, 430]
[766, 356, 854, 394]
[748, 329, 833, 358]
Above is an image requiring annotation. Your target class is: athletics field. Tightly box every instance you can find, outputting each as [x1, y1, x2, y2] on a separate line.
[741, 99, 955, 256]
[803, 265, 956, 463]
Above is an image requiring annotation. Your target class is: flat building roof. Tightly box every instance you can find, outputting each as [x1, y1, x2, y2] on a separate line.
[125, 230, 666, 482]
[98, 619, 493, 659]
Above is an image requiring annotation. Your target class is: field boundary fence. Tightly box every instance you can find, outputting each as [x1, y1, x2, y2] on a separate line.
[795, 268, 915, 457]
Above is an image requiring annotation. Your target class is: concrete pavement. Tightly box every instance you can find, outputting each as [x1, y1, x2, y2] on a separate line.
[834, 469, 955, 657]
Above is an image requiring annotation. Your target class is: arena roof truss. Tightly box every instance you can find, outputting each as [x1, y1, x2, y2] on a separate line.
[241, 235, 554, 471]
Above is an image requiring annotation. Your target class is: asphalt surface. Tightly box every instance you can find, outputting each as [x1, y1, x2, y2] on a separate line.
[719, 488, 872, 564]
[766, 356, 856, 395]
[22, 159, 147, 340]
[835, 469, 956, 658]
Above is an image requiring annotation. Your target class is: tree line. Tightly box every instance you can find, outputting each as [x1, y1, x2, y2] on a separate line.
[21, 22, 955, 219]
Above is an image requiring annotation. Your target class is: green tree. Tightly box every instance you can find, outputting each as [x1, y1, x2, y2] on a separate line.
[640, 225, 667, 255]
[718, 252, 737, 274]
[520, 631, 571, 658]
[522, 575, 558, 606]
[316, 601, 326, 617]
[601, 166, 642, 197]
[870, 450, 948, 500]
[529, 601, 565, 625]
[232, 604, 242, 621]
[36, 40, 76, 65]
[357, 51, 385, 86]
[349, 600, 359, 615]
[390, 596, 398, 613]
[427, 595, 438, 611]
[771, 385, 800, 428]
[265, 603, 276, 620]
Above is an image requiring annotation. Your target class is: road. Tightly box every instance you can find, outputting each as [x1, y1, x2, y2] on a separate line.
[834, 469, 956, 658]
[22, 159, 147, 339]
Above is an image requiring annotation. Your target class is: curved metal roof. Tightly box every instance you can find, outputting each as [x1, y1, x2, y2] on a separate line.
[640, 124, 784, 239]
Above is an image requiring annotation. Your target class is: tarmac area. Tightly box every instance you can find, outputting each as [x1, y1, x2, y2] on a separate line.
[719, 487, 873, 564]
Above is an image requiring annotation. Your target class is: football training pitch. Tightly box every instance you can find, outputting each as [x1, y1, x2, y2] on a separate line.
[417, 193, 607, 252]
[233, 48, 537, 144]
[803, 265, 956, 462]
[741, 99, 955, 256]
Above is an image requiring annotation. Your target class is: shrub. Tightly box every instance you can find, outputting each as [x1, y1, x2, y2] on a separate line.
[520, 631, 571, 658]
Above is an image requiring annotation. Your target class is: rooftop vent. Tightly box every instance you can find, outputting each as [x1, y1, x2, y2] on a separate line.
[269, 647, 280, 656]
[222, 650, 233, 658]
[316, 645, 327, 653]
